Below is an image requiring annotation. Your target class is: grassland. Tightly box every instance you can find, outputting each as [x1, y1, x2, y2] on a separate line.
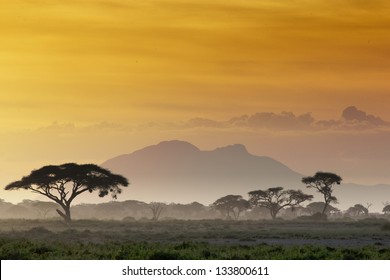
[1, 218, 390, 259]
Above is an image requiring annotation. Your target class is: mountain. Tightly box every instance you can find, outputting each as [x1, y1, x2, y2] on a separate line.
[101, 140, 304, 204]
[100, 140, 390, 212]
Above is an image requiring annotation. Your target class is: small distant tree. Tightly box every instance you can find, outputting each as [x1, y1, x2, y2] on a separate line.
[383, 205, 390, 215]
[0, 199, 13, 218]
[305, 202, 340, 216]
[302, 172, 342, 215]
[346, 204, 368, 217]
[281, 206, 306, 219]
[248, 187, 313, 219]
[149, 202, 165, 220]
[21, 200, 58, 218]
[5, 163, 129, 223]
[354, 204, 368, 216]
[186, 202, 208, 219]
[211, 195, 250, 220]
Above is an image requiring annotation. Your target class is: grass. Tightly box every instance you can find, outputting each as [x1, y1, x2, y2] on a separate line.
[1, 239, 389, 260]
[0, 218, 389, 259]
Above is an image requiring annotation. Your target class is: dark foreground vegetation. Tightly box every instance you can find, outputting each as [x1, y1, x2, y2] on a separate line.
[1, 218, 390, 260]
[2, 239, 390, 260]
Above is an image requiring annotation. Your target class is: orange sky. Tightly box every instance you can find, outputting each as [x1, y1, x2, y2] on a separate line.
[1, 0, 390, 203]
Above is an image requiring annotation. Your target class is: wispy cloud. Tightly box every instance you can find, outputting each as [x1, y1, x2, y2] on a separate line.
[140, 106, 389, 132]
[24, 106, 388, 135]
[35, 121, 132, 133]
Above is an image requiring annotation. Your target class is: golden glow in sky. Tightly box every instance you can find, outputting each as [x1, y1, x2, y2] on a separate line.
[1, 0, 390, 202]
[1, 0, 390, 129]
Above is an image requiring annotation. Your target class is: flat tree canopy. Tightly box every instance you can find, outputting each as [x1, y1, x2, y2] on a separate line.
[383, 205, 390, 214]
[211, 195, 250, 220]
[302, 172, 342, 215]
[5, 163, 129, 223]
[248, 187, 313, 219]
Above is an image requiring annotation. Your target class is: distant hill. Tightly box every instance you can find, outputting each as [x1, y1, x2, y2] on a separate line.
[100, 140, 390, 212]
[101, 140, 303, 204]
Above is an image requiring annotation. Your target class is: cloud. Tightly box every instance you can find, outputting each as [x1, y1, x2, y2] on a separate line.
[185, 118, 227, 128]
[316, 106, 389, 130]
[36, 122, 132, 133]
[247, 112, 315, 130]
[29, 106, 390, 135]
[36, 122, 76, 133]
[227, 115, 249, 127]
[342, 106, 388, 126]
[151, 106, 390, 132]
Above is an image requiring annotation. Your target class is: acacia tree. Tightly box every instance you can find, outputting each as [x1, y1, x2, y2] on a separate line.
[302, 172, 342, 215]
[211, 195, 250, 220]
[5, 163, 129, 223]
[149, 202, 165, 221]
[346, 204, 369, 217]
[248, 187, 313, 219]
[20, 200, 58, 218]
[305, 202, 340, 216]
[354, 204, 369, 216]
[383, 205, 390, 215]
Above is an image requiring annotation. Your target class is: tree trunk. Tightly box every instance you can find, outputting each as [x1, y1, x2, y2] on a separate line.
[56, 206, 71, 224]
[322, 200, 329, 215]
[233, 210, 239, 220]
[322, 192, 330, 215]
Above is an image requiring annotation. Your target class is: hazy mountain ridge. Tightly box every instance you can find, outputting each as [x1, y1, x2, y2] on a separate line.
[100, 140, 390, 212]
[101, 140, 303, 204]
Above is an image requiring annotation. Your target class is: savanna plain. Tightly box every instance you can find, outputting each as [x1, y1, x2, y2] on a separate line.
[1, 218, 390, 260]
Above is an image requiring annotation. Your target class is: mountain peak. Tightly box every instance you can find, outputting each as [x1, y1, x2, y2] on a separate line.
[101, 140, 303, 204]
[154, 140, 200, 153]
[212, 144, 249, 155]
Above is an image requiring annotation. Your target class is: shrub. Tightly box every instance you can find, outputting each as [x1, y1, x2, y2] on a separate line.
[122, 216, 136, 222]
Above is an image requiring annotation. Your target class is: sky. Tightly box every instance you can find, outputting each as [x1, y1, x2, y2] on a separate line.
[1, 0, 390, 204]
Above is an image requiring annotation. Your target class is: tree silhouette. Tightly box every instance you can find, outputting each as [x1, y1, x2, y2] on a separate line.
[346, 204, 368, 217]
[248, 187, 313, 219]
[5, 163, 129, 223]
[149, 202, 165, 221]
[383, 205, 390, 215]
[211, 195, 250, 220]
[354, 204, 368, 216]
[302, 172, 342, 215]
[305, 202, 339, 216]
[21, 200, 58, 218]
